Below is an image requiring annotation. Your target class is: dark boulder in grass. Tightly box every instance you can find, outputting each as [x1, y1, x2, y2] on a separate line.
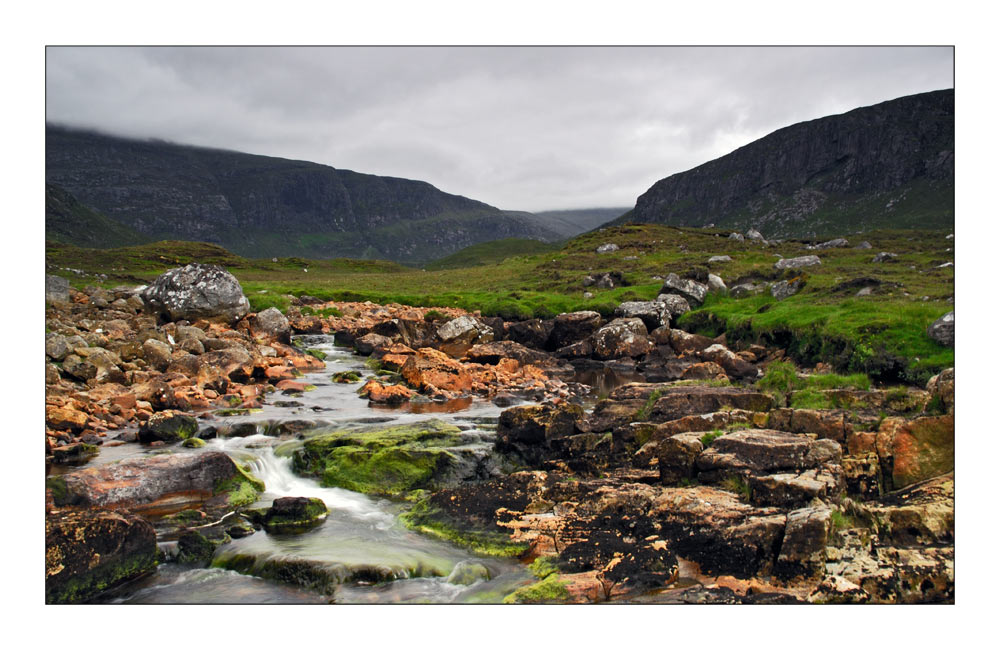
[142, 263, 250, 324]
[45, 509, 157, 603]
[658, 273, 707, 306]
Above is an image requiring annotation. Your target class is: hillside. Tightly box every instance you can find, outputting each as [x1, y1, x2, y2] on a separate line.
[423, 238, 559, 270]
[513, 207, 631, 239]
[619, 89, 954, 237]
[45, 183, 152, 248]
[45, 125, 561, 264]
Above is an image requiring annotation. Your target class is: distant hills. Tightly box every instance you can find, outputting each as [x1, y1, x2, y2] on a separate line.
[616, 89, 954, 237]
[45, 126, 578, 264]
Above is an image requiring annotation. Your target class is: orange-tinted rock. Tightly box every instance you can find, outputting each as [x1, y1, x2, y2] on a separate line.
[400, 348, 473, 393]
[265, 365, 299, 381]
[46, 406, 88, 432]
[360, 380, 414, 404]
[876, 415, 954, 489]
[276, 380, 309, 392]
[680, 362, 728, 381]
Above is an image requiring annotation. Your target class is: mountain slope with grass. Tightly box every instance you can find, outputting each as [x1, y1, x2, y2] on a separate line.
[45, 183, 152, 249]
[618, 89, 953, 237]
[45, 125, 562, 264]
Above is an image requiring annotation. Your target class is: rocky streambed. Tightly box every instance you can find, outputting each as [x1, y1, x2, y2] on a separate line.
[44, 264, 955, 604]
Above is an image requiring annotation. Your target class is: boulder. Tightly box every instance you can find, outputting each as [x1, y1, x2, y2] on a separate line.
[707, 255, 732, 264]
[926, 368, 954, 414]
[614, 301, 670, 331]
[728, 232, 745, 242]
[45, 333, 71, 361]
[775, 506, 831, 576]
[45, 509, 157, 603]
[596, 243, 619, 254]
[142, 263, 250, 323]
[360, 380, 414, 405]
[400, 348, 473, 393]
[249, 307, 290, 342]
[766, 408, 852, 446]
[437, 315, 494, 345]
[730, 283, 764, 298]
[506, 319, 554, 349]
[658, 273, 708, 306]
[666, 329, 715, 355]
[46, 274, 71, 303]
[46, 406, 88, 432]
[875, 415, 954, 489]
[707, 273, 727, 293]
[872, 252, 898, 263]
[463, 340, 555, 367]
[354, 332, 393, 355]
[748, 466, 845, 507]
[926, 311, 954, 347]
[46, 451, 264, 512]
[698, 343, 758, 379]
[591, 318, 655, 360]
[858, 473, 953, 546]
[695, 430, 841, 475]
[657, 432, 704, 483]
[812, 238, 848, 249]
[256, 496, 329, 533]
[142, 339, 173, 372]
[138, 410, 200, 443]
[648, 386, 773, 422]
[770, 278, 805, 300]
[549, 311, 603, 349]
[654, 293, 691, 318]
[746, 228, 766, 242]
[774, 255, 821, 270]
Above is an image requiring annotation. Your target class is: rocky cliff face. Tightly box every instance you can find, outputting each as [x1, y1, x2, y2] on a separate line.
[45, 126, 560, 263]
[622, 89, 954, 237]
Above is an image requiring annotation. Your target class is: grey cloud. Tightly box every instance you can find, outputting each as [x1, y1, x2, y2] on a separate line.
[46, 46, 953, 212]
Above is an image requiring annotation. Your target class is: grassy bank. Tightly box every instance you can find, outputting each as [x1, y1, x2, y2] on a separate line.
[46, 223, 954, 383]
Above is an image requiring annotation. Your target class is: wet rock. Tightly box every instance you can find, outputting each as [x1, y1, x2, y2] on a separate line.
[256, 496, 329, 534]
[696, 430, 841, 475]
[46, 274, 71, 303]
[46, 406, 89, 432]
[614, 301, 670, 331]
[249, 307, 290, 343]
[291, 419, 477, 496]
[400, 348, 473, 393]
[770, 278, 805, 300]
[875, 415, 953, 490]
[176, 529, 224, 566]
[549, 311, 603, 349]
[437, 315, 494, 345]
[505, 319, 554, 349]
[654, 294, 691, 319]
[138, 410, 199, 443]
[446, 560, 492, 586]
[142, 263, 250, 323]
[774, 255, 821, 270]
[52, 442, 100, 464]
[649, 487, 786, 578]
[354, 332, 392, 355]
[45, 509, 157, 603]
[657, 432, 704, 483]
[463, 340, 555, 367]
[775, 506, 831, 576]
[591, 318, 654, 360]
[926, 311, 954, 347]
[496, 402, 584, 464]
[748, 466, 844, 507]
[360, 380, 414, 405]
[47, 451, 263, 512]
[658, 273, 708, 306]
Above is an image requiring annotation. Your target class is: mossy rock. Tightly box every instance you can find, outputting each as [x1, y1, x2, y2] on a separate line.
[181, 437, 207, 448]
[305, 348, 327, 361]
[290, 420, 471, 496]
[176, 529, 228, 566]
[213, 462, 265, 507]
[258, 496, 329, 534]
[138, 411, 199, 443]
[446, 560, 492, 586]
[502, 573, 572, 604]
[400, 497, 528, 559]
[332, 370, 362, 383]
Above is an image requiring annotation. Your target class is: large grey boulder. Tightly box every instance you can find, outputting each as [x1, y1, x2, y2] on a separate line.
[873, 252, 898, 263]
[249, 307, 290, 342]
[550, 311, 603, 349]
[46, 275, 70, 303]
[774, 255, 821, 271]
[142, 263, 249, 323]
[436, 315, 494, 345]
[707, 255, 732, 264]
[811, 238, 848, 250]
[596, 243, 619, 254]
[655, 294, 692, 318]
[927, 312, 954, 347]
[614, 300, 670, 331]
[591, 318, 654, 360]
[659, 273, 708, 306]
[707, 273, 727, 293]
[770, 279, 805, 300]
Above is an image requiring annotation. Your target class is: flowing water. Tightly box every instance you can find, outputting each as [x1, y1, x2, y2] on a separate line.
[95, 335, 538, 604]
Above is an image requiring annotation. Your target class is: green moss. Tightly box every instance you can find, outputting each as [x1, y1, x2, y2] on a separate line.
[790, 387, 834, 410]
[262, 498, 329, 534]
[181, 437, 206, 448]
[700, 429, 726, 447]
[291, 420, 466, 497]
[46, 547, 157, 604]
[45, 476, 73, 506]
[213, 463, 265, 507]
[304, 348, 327, 361]
[502, 573, 571, 604]
[332, 370, 362, 383]
[721, 475, 752, 501]
[528, 556, 561, 579]
[634, 389, 666, 422]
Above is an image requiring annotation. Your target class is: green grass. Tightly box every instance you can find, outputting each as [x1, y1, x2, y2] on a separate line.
[700, 430, 726, 447]
[721, 475, 752, 501]
[424, 238, 560, 270]
[46, 223, 953, 384]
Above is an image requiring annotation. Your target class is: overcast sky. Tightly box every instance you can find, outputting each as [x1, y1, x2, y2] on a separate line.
[45, 46, 953, 212]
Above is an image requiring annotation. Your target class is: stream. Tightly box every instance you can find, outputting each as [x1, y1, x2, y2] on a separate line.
[79, 334, 608, 604]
